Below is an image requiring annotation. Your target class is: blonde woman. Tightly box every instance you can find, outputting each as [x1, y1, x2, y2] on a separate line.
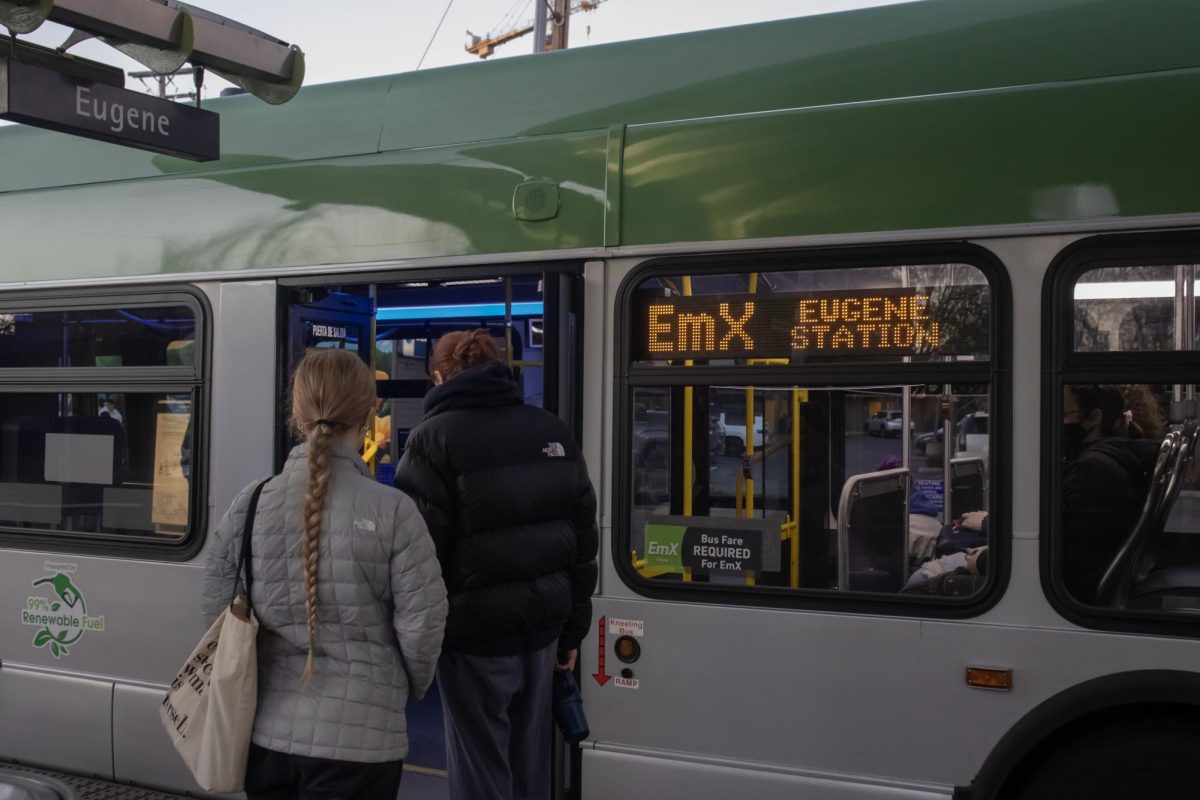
[203, 349, 447, 799]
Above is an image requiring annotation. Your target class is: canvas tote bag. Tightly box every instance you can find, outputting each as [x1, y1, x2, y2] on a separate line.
[161, 479, 269, 793]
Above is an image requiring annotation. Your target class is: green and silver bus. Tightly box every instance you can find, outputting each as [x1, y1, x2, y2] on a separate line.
[2, 0, 1200, 797]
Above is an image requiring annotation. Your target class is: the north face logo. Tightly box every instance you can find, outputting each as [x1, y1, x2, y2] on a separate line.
[543, 442, 566, 458]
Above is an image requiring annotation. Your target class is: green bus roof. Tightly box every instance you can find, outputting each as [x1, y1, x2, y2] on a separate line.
[1, 0, 1198, 283]
[3, 0, 1196, 193]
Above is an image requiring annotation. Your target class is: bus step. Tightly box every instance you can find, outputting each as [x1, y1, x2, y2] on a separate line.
[0, 763, 190, 800]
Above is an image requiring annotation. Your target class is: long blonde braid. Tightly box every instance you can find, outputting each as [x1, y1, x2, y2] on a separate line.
[289, 349, 376, 685]
[300, 420, 334, 683]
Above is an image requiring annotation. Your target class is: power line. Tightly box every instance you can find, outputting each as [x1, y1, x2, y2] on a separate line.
[494, 0, 530, 37]
[416, 0, 455, 71]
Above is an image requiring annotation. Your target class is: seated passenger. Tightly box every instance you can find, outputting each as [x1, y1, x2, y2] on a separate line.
[1062, 384, 1162, 604]
[935, 510, 988, 557]
[903, 546, 987, 596]
[904, 510, 987, 594]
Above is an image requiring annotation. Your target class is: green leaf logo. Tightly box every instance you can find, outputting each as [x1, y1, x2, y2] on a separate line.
[26, 569, 97, 659]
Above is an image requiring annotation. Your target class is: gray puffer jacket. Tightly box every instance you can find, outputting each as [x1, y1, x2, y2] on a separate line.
[202, 443, 447, 763]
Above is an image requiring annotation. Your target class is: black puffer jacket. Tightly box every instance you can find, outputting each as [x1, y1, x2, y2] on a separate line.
[1062, 436, 1160, 604]
[394, 361, 598, 656]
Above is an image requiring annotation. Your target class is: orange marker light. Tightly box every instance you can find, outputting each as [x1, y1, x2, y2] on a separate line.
[966, 667, 1013, 690]
[614, 635, 641, 664]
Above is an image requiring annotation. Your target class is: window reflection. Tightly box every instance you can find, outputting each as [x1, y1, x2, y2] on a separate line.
[0, 392, 192, 539]
[1073, 265, 1198, 353]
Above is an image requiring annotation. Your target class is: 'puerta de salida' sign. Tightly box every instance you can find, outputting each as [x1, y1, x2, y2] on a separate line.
[0, 58, 219, 161]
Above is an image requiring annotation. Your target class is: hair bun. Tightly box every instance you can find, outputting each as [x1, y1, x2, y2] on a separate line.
[462, 330, 494, 361]
[433, 328, 501, 380]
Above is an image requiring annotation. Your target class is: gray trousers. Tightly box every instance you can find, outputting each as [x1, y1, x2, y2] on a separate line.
[437, 642, 556, 800]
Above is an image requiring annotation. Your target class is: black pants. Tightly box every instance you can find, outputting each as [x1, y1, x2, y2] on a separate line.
[437, 643, 556, 800]
[244, 744, 403, 800]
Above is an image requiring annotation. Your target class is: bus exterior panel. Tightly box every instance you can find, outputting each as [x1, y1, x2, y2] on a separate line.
[0, 132, 609, 287]
[620, 70, 1200, 247]
[0, 1, 1199, 798]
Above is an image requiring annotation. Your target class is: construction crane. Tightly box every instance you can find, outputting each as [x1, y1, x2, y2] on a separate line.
[466, 0, 609, 59]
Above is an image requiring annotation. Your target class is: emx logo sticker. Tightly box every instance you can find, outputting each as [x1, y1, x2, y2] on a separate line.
[21, 562, 105, 658]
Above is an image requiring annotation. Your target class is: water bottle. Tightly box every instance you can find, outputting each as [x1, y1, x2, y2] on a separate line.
[553, 669, 589, 744]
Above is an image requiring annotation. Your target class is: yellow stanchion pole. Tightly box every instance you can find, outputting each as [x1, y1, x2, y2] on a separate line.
[682, 276, 694, 582]
[791, 388, 802, 588]
[742, 273, 759, 519]
[744, 387, 755, 518]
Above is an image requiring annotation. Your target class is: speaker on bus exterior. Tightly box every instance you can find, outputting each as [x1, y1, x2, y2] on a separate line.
[513, 180, 560, 221]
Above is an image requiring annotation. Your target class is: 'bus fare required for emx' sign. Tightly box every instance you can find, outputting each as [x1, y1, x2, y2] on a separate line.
[643, 516, 775, 576]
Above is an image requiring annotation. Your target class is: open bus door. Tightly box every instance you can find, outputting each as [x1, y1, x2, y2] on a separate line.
[543, 270, 585, 800]
[279, 268, 585, 797]
[543, 271, 583, 439]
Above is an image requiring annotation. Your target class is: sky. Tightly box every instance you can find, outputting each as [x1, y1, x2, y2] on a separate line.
[13, 0, 918, 99]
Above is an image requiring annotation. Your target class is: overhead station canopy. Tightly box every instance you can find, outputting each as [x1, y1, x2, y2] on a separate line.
[1, 0, 304, 102]
[0, 0, 304, 160]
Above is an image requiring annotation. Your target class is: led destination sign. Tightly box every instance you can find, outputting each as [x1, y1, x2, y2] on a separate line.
[634, 288, 947, 361]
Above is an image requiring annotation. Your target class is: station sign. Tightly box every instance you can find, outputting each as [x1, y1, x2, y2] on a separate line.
[0, 58, 219, 161]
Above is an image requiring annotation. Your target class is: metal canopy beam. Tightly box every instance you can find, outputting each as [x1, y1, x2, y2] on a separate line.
[46, 0, 300, 85]
[0, 33, 122, 86]
[186, 7, 295, 84]
[50, 0, 183, 50]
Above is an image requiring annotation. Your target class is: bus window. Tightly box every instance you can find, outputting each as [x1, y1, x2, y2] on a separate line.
[1073, 264, 1196, 353]
[0, 392, 193, 539]
[1055, 255, 1200, 616]
[0, 297, 204, 549]
[622, 258, 996, 601]
[0, 305, 196, 368]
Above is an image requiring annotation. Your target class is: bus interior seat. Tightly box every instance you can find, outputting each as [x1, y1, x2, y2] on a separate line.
[837, 468, 909, 593]
[950, 457, 986, 516]
[50, 416, 127, 531]
[1, 416, 125, 530]
[101, 487, 155, 532]
[1, 416, 53, 483]
[1097, 419, 1200, 609]
[0, 482, 63, 526]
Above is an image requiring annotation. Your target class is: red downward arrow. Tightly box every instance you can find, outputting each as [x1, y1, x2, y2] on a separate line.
[592, 615, 611, 686]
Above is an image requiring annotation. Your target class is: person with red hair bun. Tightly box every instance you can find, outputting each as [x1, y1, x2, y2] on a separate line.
[395, 329, 599, 800]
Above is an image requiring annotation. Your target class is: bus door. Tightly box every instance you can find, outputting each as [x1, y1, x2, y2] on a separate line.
[369, 269, 586, 796]
[281, 268, 584, 795]
[543, 271, 583, 438]
[542, 271, 584, 800]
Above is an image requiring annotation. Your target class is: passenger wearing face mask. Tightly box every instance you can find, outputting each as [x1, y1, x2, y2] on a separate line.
[1061, 384, 1162, 604]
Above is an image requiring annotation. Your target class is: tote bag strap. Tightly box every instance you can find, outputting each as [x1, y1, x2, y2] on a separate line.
[230, 478, 271, 612]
